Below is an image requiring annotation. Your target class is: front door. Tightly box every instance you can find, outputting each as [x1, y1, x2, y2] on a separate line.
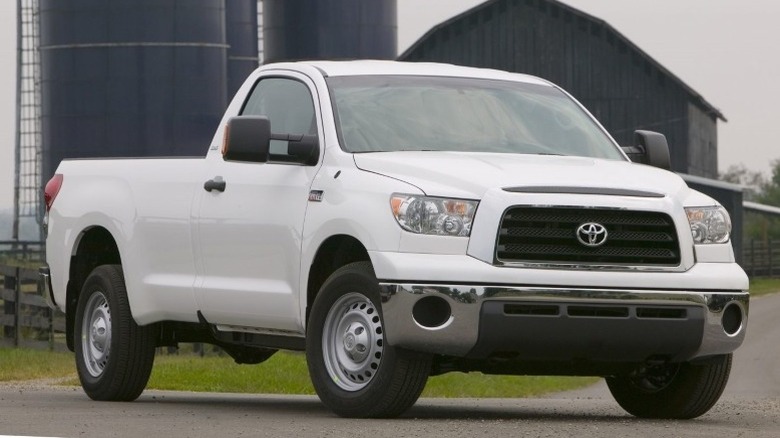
[193, 73, 322, 332]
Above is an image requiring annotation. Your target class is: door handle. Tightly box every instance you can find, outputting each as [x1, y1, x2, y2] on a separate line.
[204, 177, 226, 193]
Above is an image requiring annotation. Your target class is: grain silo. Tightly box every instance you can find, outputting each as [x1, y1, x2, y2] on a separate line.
[39, 0, 229, 181]
[263, 0, 397, 63]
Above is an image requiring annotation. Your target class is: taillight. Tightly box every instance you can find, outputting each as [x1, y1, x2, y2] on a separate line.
[44, 174, 63, 212]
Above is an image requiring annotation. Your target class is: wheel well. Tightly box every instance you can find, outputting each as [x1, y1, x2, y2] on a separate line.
[306, 235, 370, 321]
[65, 227, 121, 351]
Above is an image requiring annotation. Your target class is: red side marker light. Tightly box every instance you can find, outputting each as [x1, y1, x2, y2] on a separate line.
[44, 174, 64, 212]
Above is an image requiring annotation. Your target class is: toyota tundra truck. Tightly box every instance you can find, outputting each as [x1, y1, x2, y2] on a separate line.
[42, 60, 749, 419]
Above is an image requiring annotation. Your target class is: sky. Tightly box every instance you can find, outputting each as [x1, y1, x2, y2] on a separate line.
[1, 0, 778, 209]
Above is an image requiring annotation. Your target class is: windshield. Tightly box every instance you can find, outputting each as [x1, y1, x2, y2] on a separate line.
[327, 75, 624, 160]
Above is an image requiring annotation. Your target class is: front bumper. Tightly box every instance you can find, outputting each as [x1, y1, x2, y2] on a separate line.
[379, 283, 748, 362]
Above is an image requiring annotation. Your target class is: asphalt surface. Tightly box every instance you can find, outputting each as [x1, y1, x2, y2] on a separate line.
[2, 293, 779, 438]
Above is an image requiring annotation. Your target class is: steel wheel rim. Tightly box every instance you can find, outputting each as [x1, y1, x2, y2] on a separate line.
[81, 291, 112, 378]
[322, 292, 384, 391]
[628, 363, 681, 393]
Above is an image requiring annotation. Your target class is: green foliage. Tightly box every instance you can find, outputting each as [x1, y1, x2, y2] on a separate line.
[743, 211, 780, 242]
[749, 160, 780, 241]
[720, 163, 765, 201]
[757, 159, 780, 207]
[721, 160, 780, 241]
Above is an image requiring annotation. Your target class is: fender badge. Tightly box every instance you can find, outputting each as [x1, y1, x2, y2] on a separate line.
[308, 190, 324, 202]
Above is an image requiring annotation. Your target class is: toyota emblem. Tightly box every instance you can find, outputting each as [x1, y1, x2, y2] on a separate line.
[576, 222, 608, 247]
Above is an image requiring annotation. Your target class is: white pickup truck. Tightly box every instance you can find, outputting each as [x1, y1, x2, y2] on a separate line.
[42, 60, 748, 419]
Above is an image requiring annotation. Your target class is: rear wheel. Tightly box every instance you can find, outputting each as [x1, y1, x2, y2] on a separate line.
[74, 265, 157, 401]
[306, 262, 431, 418]
[606, 354, 732, 419]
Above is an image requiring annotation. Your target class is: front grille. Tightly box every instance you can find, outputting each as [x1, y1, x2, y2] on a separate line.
[496, 207, 680, 266]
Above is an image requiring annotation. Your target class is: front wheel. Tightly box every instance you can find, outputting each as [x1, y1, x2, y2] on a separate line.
[74, 265, 157, 401]
[606, 354, 732, 419]
[306, 262, 431, 418]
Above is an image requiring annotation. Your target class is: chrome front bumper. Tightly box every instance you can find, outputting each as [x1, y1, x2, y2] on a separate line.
[379, 283, 749, 361]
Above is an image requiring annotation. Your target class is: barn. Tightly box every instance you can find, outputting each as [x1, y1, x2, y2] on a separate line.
[400, 0, 725, 179]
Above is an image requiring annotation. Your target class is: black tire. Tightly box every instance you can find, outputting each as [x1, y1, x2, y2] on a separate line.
[606, 354, 732, 419]
[74, 265, 157, 401]
[306, 262, 431, 418]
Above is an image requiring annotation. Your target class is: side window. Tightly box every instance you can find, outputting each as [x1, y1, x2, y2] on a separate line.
[241, 78, 317, 159]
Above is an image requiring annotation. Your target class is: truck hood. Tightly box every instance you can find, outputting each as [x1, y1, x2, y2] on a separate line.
[353, 152, 691, 200]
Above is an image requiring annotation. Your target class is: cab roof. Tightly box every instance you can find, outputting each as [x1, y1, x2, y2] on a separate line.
[258, 60, 553, 87]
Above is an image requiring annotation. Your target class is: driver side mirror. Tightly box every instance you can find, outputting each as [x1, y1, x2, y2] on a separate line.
[621, 130, 672, 170]
[222, 116, 320, 166]
[222, 116, 271, 163]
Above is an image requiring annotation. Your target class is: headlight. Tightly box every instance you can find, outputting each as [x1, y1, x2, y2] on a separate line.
[685, 206, 731, 244]
[390, 194, 478, 236]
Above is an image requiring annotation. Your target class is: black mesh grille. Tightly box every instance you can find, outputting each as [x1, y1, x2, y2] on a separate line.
[496, 207, 681, 266]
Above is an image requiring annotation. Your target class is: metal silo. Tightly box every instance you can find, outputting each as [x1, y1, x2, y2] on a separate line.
[226, 0, 259, 98]
[39, 0, 229, 181]
[263, 0, 397, 63]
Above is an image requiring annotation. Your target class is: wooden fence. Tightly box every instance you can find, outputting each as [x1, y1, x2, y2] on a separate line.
[0, 241, 45, 263]
[741, 239, 780, 278]
[1, 264, 67, 351]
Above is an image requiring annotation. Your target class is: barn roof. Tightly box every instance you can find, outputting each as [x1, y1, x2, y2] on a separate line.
[399, 0, 726, 122]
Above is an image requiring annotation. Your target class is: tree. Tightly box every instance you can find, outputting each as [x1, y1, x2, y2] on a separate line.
[719, 163, 765, 202]
[720, 160, 780, 242]
[757, 159, 780, 207]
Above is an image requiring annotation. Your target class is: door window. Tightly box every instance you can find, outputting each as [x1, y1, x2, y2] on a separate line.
[241, 78, 317, 159]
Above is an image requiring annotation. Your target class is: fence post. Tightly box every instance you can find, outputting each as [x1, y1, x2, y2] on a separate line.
[750, 239, 756, 278]
[14, 267, 20, 347]
[769, 239, 773, 278]
[3, 271, 15, 343]
[3, 269, 21, 346]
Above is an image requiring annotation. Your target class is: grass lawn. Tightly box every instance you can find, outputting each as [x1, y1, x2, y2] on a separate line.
[145, 352, 597, 398]
[749, 277, 780, 296]
[0, 348, 75, 381]
[0, 348, 595, 397]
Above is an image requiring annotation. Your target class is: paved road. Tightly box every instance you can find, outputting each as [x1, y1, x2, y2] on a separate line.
[726, 292, 780, 398]
[2, 294, 779, 437]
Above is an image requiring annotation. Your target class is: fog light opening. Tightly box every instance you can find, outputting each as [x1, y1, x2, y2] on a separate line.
[412, 296, 452, 329]
[721, 303, 743, 336]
